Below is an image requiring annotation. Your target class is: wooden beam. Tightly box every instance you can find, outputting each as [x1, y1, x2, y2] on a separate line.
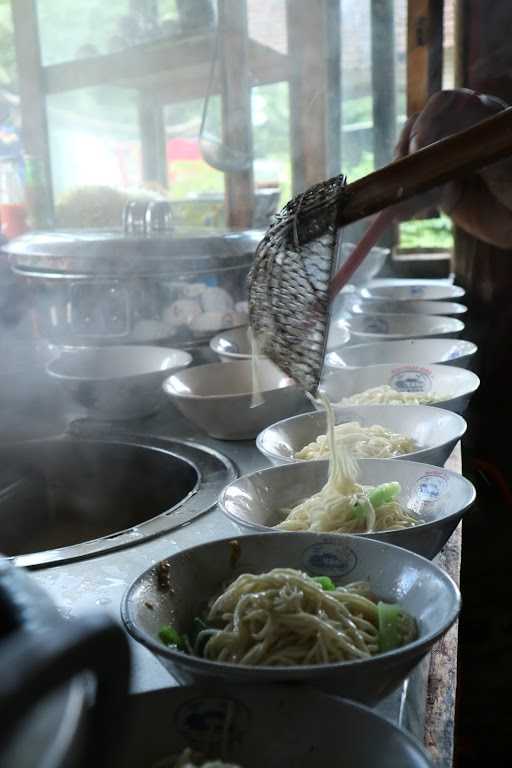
[218, 0, 254, 230]
[11, 0, 54, 219]
[44, 34, 217, 95]
[153, 40, 290, 106]
[407, 0, 444, 116]
[286, 0, 340, 194]
[44, 34, 290, 105]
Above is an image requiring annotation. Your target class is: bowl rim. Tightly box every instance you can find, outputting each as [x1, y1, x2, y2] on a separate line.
[352, 300, 468, 315]
[360, 283, 466, 300]
[324, 338, 478, 369]
[219, 456, 476, 536]
[47, 345, 192, 382]
[255, 405, 468, 465]
[320, 361, 481, 403]
[209, 324, 254, 360]
[162, 359, 297, 400]
[121, 532, 461, 676]
[347, 312, 465, 333]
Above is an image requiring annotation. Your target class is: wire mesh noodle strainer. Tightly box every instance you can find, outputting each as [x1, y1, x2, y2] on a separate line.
[248, 173, 348, 394]
[249, 105, 512, 393]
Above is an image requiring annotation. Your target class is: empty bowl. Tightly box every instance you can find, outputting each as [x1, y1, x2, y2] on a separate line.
[352, 299, 467, 316]
[360, 281, 465, 302]
[47, 345, 192, 420]
[325, 338, 477, 370]
[320, 363, 479, 414]
[345, 314, 464, 342]
[121, 532, 460, 705]
[162, 359, 307, 440]
[211, 323, 351, 362]
[257, 404, 467, 468]
[219, 458, 475, 559]
[122, 685, 434, 767]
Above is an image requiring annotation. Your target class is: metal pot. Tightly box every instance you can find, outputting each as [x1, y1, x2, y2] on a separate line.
[0, 559, 130, 768]
[3, 228, 261, 348]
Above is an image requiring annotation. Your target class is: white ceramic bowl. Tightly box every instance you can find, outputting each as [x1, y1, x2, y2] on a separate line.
[352, 299, 467, 316]
[320, 362, 479, 414]
[210, 323, 352, 362]
[163, 359, 307, 440]
[361, 280, 465, 301]
[345, 314, 464, 342]
[121, 532, 460, 705]
[220, 458, 475, 559]
[47, 345, 192, 420]
[257, 404, 466, 468]
[325, 338, 477, 370]
[121, 685, 434, 768]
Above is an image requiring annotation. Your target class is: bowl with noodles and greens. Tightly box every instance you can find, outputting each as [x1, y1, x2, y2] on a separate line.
[248, 397, 474, 558]
[121, 685, 433, 767]
[121, 532, 460, 706]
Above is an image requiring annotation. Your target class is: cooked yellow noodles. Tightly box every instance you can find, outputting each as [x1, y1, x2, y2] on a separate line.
[337, 384, 443, 406]
[276, 395, 417, 534]
[194, 568, 415, 666]
[296, 420, 417, 460]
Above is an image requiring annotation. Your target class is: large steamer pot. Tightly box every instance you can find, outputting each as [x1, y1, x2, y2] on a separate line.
[3, 228, 262, 348]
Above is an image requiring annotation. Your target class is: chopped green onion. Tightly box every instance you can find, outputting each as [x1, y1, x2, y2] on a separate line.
[312, 576, 336, 591]
[377, 601, 416, 652]
[368, 482, 401, 509]
[158, 624, 182, 647]
[352, 498, 372, 521]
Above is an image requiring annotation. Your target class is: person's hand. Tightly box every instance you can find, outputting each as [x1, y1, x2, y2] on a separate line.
[395, 88, 512, 249]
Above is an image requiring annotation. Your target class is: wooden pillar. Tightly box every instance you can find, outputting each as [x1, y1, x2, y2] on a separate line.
[371, 0, 397, 171]
[407, 0, 444, 116]
[217, 0, 254, 230]
[137, 93, 168, 188]
[11, 0, 54, 216]
[286, 0, 341, 195]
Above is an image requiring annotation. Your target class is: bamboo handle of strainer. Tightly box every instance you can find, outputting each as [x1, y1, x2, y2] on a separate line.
[337, 106, 512, 226]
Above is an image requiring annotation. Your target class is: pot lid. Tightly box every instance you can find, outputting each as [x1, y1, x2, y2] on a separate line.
[3, 227, 262, 277]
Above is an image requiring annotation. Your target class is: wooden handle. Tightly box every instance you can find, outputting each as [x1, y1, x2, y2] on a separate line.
[338, 106, 512, 226]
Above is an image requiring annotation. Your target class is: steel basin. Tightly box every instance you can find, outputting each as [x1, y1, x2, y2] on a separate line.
[0, 428, 236, 567]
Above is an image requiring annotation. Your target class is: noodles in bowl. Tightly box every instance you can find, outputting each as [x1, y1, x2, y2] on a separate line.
[158, 568, 417, 667]
[337, 385, 444, 406]
[296, 421, 417, 460]
[276, 395, 418, 535]
[121, 532, 462, 703]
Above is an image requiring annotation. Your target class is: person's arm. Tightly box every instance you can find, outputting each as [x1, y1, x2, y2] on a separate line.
[395, 89, 512, 249]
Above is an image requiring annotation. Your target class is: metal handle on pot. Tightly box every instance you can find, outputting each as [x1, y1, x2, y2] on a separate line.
[123, 200, 173, 235]
[0, 560, 131, 768]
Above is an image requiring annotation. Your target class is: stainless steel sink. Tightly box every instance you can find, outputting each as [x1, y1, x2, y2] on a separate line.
[0, 426, 236, 568]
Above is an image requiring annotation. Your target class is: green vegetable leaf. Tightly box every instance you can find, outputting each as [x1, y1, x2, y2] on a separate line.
[159, 624, 184, 648]
[377, 601, 416, 652]
[312, 576, 336, 591]
[368, 482, 401, 509]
